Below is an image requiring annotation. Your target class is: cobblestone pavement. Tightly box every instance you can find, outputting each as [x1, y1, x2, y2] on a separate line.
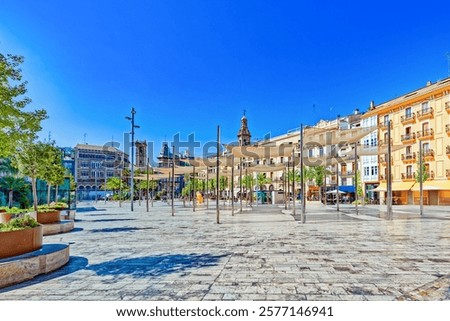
[1, 201, 449, 301]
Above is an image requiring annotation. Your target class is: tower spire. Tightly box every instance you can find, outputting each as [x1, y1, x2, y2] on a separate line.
[237, 113, 251, 146]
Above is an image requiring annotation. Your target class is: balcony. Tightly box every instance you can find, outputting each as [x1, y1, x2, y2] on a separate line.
[446, 101, 450, 113]
[401, 173, 415, 181]
[401, 133, 416, 144]
[379, 138, 393, 146]
[340, 170, 355, 177]
[446, 124, 450, 135]
[427, 171, 435, 180]
[379, 121, 393, 131]
[423, 149, 435, 161]
[379, 155, 393, 165]
[416, 128, 434, 141]
[416, 107, 434, 120]
[401, 152, 416, 163]
[447, 169, 450, 179]
[379, 174, 393, 182]
[400, 113, 416, 125]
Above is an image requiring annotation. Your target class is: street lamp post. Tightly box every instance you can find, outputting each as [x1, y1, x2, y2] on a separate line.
[125, 107, 139, 212]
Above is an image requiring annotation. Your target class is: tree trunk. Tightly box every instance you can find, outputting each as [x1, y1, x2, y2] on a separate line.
[55, 184, 59, 202]
[32, 177, 38, 212]
[8, 189, 13, 208]
[47, 184, 51, 205]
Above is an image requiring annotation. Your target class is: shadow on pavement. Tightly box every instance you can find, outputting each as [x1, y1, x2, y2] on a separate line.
[87, 253, 228, 279]
[90, 227, 158, 233]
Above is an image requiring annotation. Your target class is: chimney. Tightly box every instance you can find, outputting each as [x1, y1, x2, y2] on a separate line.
[370, 101, 375, 110]
[426, 80, 432, 86]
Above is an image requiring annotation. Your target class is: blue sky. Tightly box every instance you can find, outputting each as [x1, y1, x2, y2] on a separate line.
[1, 0, 450, 157]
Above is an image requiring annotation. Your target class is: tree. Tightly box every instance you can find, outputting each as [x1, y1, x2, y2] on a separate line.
[304, 166, 329, 203]
[0, 54, 47, 157]
[40, 144, 65, 204]
[354, 170, 364, 203]
[12, 141, 55, 211]
[415, 154, 429, 184]
[105, 177, 122, 195]
[242, 175, 255, 190]
[0, 176, 28, 208]
[256, 173, 271, 190]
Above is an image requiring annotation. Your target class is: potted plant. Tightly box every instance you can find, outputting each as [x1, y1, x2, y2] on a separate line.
[50, 201, 69, 211]
[36, 205, 61, 224]
[0, 215, 42, 259]
[0, 206, 10, 223]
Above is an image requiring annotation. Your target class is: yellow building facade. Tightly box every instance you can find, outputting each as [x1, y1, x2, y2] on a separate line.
[364, 77, 450, 205]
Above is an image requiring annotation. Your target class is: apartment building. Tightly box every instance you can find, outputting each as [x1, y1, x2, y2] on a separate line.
[364, 77, 450, 205]
[74, 144, 129, 199]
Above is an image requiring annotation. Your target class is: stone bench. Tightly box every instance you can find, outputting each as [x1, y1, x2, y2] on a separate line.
[0, 243, 69, 289]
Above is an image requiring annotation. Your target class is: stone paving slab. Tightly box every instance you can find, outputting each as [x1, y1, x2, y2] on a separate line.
[0, 201, 449, 301]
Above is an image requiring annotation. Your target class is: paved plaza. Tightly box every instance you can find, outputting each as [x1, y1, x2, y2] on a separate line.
[0, 200, 449, 301]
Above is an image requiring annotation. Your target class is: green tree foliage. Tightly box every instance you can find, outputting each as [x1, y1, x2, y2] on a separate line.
[256, 173, 271, 190]
[40, 144, 66, 204]
[0, 54, 47, 157]
[415, 154, 429, 183]
[0, 176, 29, 208]
[242, 175, 255, 189]
[12, 141, 55, 211]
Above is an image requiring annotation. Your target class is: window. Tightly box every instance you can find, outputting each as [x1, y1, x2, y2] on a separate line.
[364, 166, 370, 176]
[383, 115, 389, 125]
[406, 146, 412, 155]
[371, 166, 378, 176]
[422, 122, 429, 132]
[422, 101, 429, 112]
[405, 126, 411, 134]
[371, 136, 377, 146]
[405, 107, 412, 118]
[406, 165, 413, 175]
[319, 147, 324, 156]
[423, 142, 430, 152]
[308, 149, 313, 157]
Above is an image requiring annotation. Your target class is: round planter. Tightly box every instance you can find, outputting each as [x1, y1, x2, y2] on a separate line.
[0, 225, 43, 259]
[0, 212, 12, 224]
[37, 211, 61, 224]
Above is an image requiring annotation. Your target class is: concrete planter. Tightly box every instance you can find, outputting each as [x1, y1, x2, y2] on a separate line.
[0, 212, 12, 224]
[37, 211, 61, 224]
[0, 225, 43, 259]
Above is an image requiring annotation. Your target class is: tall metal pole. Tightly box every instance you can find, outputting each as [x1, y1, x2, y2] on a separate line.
[354, 142, 358, 215]
[119, 168, 122, 207]
[419, 141, 423, 216]
[104, 163, 107, 204]
[239, 157, 243, 213]
[231, 156, 235, 215]
[336, 158, 340, 212]
[287, 157, 290, 209]
[146, 157, 149, 212]
[292, 149, 296, 215]
[216, 125, 220, 224]
[206, 168, 209, 210]
[300, 124, 305, 223]
[172, 145, 175, 216]
[284, 168, 287, 210]
[94, 169, 97, 203]
[387, 120, 393, 220]
[126, 107, 138, 212]
[193, 166, 196, 212]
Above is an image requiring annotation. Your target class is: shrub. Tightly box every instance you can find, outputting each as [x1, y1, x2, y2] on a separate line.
[0, 215, 39, 232]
